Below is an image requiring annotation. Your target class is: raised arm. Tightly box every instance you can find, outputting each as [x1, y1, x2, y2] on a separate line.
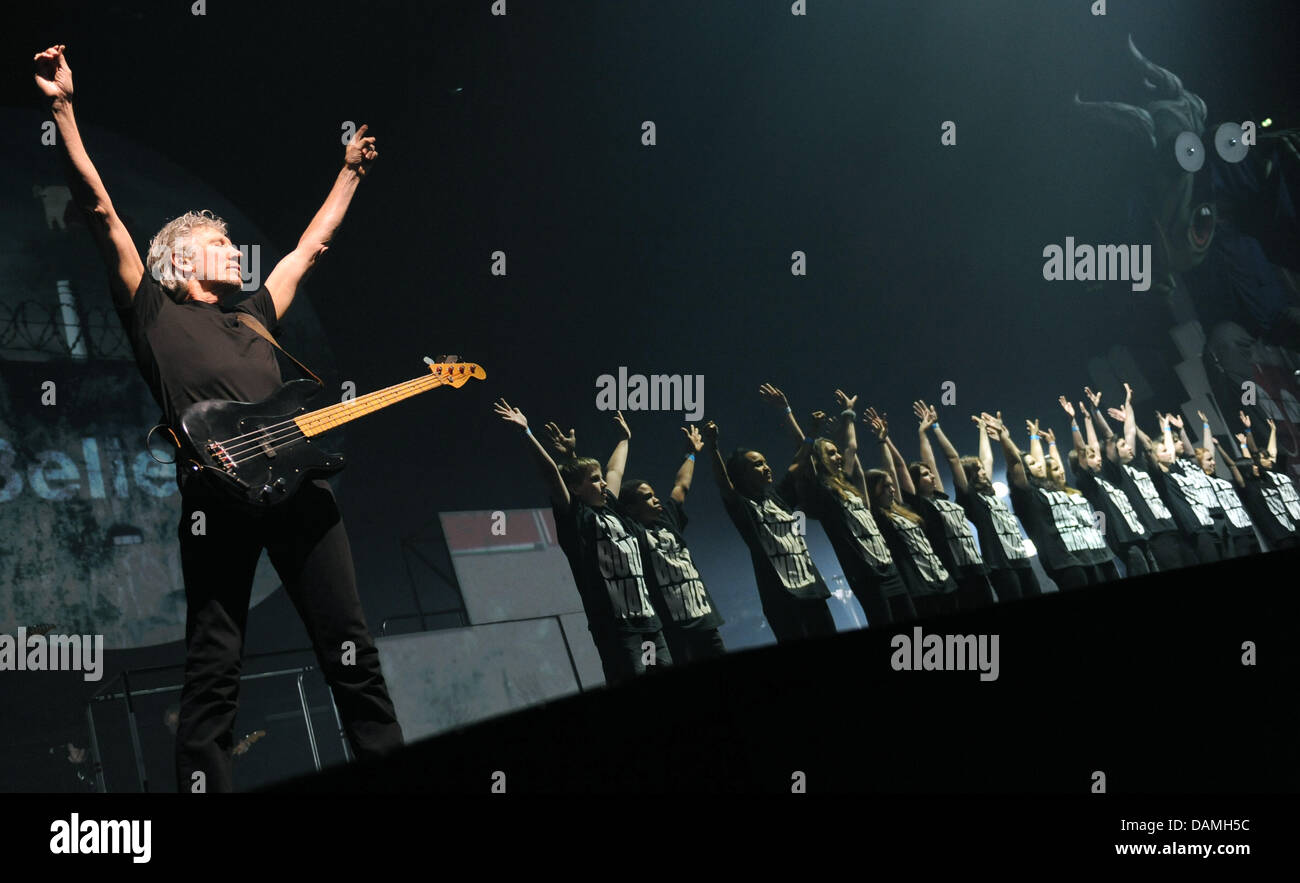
[1266, 418, 1279, 461]
[1081, 403, 1100, 453]
[494, 398, 568, 507]
[931, 409, 967, 495]
[1213, 437, 1247, 488]
[263, 125, 378, 321]
[971, 413, 994, 478]
[759, 383, 805, 447]
[1060, 397, 1087, 460]
[670, 425, 704, 503]
[1168, 412, 1194, 458]
[913, 400, 945, 494]
[833, 389, 860, 478]
[35, 45, 144, 308]
[702, 420, 737, 501]
[988, 411, 1027, 489]
[1043, 427, 1065, 477]
[603, 411, 631, 499]
[865, 408, 901, 490]
[1026, 418, 1046, 470]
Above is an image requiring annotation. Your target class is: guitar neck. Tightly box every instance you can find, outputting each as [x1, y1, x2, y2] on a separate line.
[294, 371, 460, 437]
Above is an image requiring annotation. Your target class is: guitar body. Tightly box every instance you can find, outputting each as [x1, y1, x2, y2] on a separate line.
[174, 359, 485, 508]
[178, 379, 344, 507]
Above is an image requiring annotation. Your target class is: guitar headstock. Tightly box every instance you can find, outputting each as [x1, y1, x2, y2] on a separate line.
[426, 359, 487, 388]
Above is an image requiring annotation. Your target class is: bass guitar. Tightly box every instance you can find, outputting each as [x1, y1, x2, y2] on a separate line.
[174, 357, 485, 506]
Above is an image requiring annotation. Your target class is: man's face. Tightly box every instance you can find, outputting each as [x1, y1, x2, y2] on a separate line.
[184, 227, 243, 290]
[627, 482, 663, 524]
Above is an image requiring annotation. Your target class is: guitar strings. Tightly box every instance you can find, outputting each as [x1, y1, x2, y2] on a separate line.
[219, 370, 472, 466]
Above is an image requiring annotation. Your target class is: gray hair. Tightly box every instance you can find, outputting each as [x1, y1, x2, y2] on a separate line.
[146, 209, 228, 293]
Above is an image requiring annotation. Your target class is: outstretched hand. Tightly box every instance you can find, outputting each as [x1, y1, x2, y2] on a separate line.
[612, 410, 631, 440]
[758, 383, 788, 410]
[1084, 386, 1102, 409]
[834, 389, 858, 411]
[493, 397, 527, 429]
[682, 424, 704, 453]
[1107, 406, 1127, 422]
[702, 420, 720, 447]
[864, 407, 888, 440]
[1058, 396, 1075, 418]
[1238, 410, 1251, 429]
[345, 124, 379, 176]
[542, 422, 576, 458]
[33, 44, 73, 102]
[913, 400, 937, 430]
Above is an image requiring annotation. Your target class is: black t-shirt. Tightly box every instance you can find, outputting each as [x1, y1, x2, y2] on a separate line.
[553, 492, 662, 636]
[1104, 459, 1178, 536]
[722, 486, 831, 605]
[1206, 475, 1255, 536]
[874, 506, 955, 595]
[802, 480, 906, 596]
[1075, 470, 1148, 547]
[1148, 460, 1216, 535]
[1009, 484, 1110, 570]
[117, 272, 284, 434]
[1266, 471, 1300, 523]
[903, 490, 988, 577]
[1241, 473, 1299, 542]
[1173, 458, 1226, 518]
[634, 498, 724, 631]
[956, 486, 1032, 571]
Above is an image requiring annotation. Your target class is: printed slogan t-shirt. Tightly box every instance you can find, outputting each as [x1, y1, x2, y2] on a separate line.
[554, 493, 662, 637]
[723, 488, 831, 605]
[803, 481, 907, 596]
[955, 487, 1032, 571]
[636, 498, 724, 631]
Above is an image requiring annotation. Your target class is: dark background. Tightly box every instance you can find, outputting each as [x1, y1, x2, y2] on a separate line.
[2, 0, 1297, 790]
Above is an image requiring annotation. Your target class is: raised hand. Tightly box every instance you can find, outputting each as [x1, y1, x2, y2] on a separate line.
[913, 400, 937, 430]
[493, 397, 527, 429]
[1025, 418, 1041, 437]
[1107, 406, 1127, 422]
[1239, 410, 1251, 429]
[702, 420, 720, 447]
[864, 407, 888, 440]
[1235, 432, 1249, 447]
[345, 124, 379, 177]
[759, 383, 789, 410]
[1084, 386, 1102, 409]
[1197, 410, 1209, 425]
[1157, 412, 1170, 431]
[33, 44, 73, 102]
[1041, 427, 1056, 445]
[1266, 417, 1276, 431]
[682, 424, 704, 453]
[1124, 382, 1134, 402]
[612, 410, 631, 440]
[834, 389, 859, 411]
[542, 422, 576, 458]
[1058, 396, 1075, 418]
[808, 410, 828, 436]
[1166, 412, 1184, 430]
[1078, 401, 1089, 418]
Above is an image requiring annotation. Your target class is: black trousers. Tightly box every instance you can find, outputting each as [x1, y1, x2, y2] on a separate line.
[1117, 541, 1159, 577]
[954, 570, 998, 609]
[911, 591, 960, 619]
[763, 593, 837, 643]
[1148, 531, 1201, 571]
[662, 627, 725, 665]
[175, 478, 403, 793]
[850, 570, 914, 628]
[989, 565, 1041, 602]
[1044, 562, 1113, 590]
[592, 629, 673, 686]
[1222, 531, 1261, 558]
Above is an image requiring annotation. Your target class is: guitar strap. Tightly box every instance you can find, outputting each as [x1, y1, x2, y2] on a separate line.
[234, 312, 323, 386]
[150, 311, 323, 465]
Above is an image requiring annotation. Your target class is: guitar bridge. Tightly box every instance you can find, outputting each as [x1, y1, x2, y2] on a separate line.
[206, 441, 237, 474]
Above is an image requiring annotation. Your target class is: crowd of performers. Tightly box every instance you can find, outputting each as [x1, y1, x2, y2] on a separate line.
[493, 383, 1300, 686]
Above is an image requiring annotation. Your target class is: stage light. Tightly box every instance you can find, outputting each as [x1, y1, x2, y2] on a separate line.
[1261, 118, 1273, 127]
